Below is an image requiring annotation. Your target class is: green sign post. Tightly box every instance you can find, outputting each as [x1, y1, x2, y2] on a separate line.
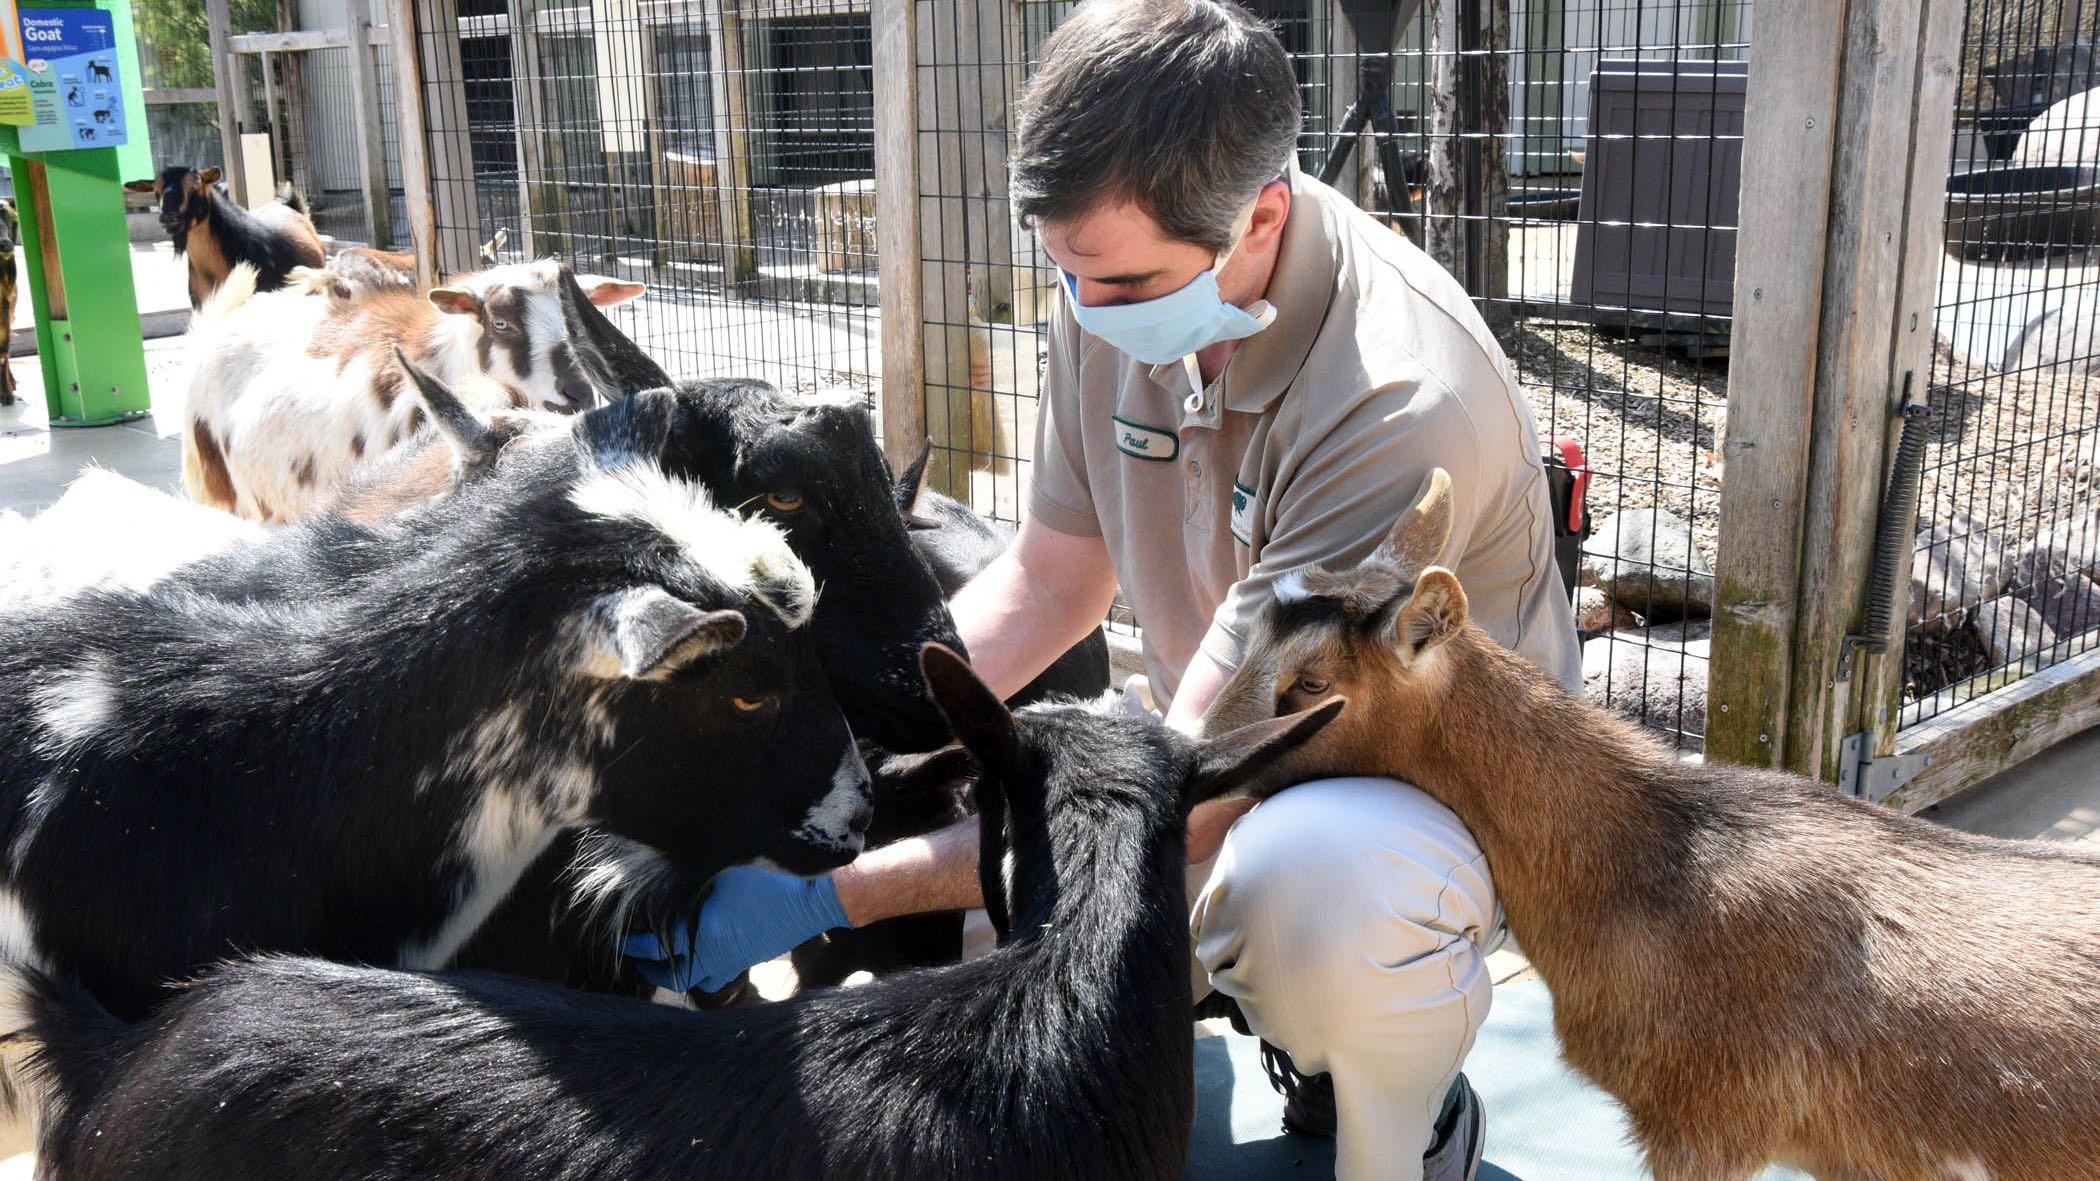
[0, 0, 151, 427]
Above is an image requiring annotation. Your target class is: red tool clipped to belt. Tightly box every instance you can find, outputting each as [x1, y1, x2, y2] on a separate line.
[1541, 435, 1591, 604]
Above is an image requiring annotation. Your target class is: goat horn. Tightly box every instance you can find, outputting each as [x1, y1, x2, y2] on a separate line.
[1370, 467, 1454, 581]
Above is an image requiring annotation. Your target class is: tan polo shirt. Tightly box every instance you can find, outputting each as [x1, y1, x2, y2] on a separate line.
[1029, 168, 1581, 705]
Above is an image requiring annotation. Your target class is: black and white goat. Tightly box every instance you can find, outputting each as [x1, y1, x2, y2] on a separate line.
[9, 647, 1339, 1181]
[0, 362, 870, 1029]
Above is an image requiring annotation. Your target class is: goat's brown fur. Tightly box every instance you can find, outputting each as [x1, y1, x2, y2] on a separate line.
[1203, 472, 2100, 1181]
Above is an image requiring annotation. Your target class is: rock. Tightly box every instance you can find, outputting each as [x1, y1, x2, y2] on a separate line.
[1909, 512, 2013, 632]
[1973, 593, 2056, 666]
[1579, 508, 1715, 622]
[2009, 524, 2100, 637]
[2004, 300, 2100, 380]
[2015, 87, 2100, 168]
[1582, 623, 1709, 750]
[1573, 586, 1639, 634]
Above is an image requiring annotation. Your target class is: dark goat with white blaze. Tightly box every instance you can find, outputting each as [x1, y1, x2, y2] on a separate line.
[790, 444, 1113, 990]
[123, 166, 323, 308]
[10, 648, 1339, 1181]
[0, 365, 870, 1031]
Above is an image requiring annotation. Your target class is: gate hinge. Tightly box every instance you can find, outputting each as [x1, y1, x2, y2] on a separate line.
[1836, 730, 1931, 803]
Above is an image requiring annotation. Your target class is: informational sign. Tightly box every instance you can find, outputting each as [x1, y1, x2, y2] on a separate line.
[0, 0, 30, 126]
[15, 7, 125, 151]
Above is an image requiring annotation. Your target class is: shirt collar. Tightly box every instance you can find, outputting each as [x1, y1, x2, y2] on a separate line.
[1144, 164, 1337, 419]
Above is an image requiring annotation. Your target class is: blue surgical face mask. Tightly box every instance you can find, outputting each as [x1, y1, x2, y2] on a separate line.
[1060, 220, 1276, 410]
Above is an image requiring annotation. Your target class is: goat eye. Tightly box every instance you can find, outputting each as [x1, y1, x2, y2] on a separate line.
[490, 319, 512, 333]
[732, 695, 771, 713]
[1294, 676, 1331, 696]
[765, 491, 805, 513]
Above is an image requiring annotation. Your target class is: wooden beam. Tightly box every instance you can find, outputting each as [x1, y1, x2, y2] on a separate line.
[388, 0, 438, 285]
[506, 0, 565, 257]
[206, 0, 246, 197]
[228, 29, 350, 52]
[954, 0, 1012, 320]
[1885, 642, 2100, 814]
[1856, 0, 1963, 768]
[1706, 0, 1845, 767]
[1424, 0, 1509, 329]
[919, 0, 985, 496]
[873, 0, 925, 473]
[409, 0, 485, 273]
[1784, 0, 1963, 783]
[347, 5, 395, 248]
[144, 87, 218, 106]
[703, 0, 756, 286]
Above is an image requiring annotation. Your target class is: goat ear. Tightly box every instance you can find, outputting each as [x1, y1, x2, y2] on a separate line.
[428, 287, 480, 317]
[584, 588, 746, 681]
[894, 443, 940, 530]
[578, 386, 677, 469]
[195, 167, 222, 187]
[918, 644, 1022, 783]
[392, 346, 500, 470]
[1387, 567, 1469, 657]
[479, 227, 509, 265]
[870, 744, 978, 802]
[1369, 468, 1454, 581]
[123, 179, 155, 193]
[580, 276, 647, 308]
[1188, 697, 1345, 805]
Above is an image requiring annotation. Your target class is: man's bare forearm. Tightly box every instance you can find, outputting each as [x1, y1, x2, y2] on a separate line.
[830, 817, 983, 926]
[950, 518, 1117, 701]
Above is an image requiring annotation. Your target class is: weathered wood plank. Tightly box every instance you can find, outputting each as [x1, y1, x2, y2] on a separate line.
[347, 5, 395, 248]
[1424, 0, 1509, 330]
[206, 0, 247, 198]
[872, 0, 926, 473]
[506, 0, 563, 257]
[412, 0, 485, 273]
[228, 29, 348, 53]
[145, 87, 219, 106]
[387, 0, 438, 285]
[1707, 0, 1844, 768]
[1857, 0, 1962, 765]
[919, 0, 989, 497]
[1885, 644, 2100, 814]
[1785, 0, 1955, 782]
[702, 0, 756, 287]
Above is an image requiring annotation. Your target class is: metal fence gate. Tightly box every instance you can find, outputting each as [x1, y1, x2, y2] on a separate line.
[386, 0, 2100, 801]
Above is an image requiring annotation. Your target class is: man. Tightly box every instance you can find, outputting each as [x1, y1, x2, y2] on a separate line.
[628, 2, 1580, 1177]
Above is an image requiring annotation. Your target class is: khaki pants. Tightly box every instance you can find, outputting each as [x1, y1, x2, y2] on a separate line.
[962, 772, 1499, 1181]
[1190, 777, 1499, 1181]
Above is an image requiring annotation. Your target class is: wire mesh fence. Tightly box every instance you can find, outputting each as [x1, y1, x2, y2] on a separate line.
[910, 0, 1748, 749]
[1904, 0, 2099, 728]
[409, 0, 879, 394]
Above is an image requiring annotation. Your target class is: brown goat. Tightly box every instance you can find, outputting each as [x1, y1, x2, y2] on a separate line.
[1201, 469, 2100, 1181]
[124, 166, 324, 308]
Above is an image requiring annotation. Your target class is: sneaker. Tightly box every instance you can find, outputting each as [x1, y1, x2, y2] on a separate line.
[1422, 1073, 1486, 1181]
[1258, 1039, 1337, 1138]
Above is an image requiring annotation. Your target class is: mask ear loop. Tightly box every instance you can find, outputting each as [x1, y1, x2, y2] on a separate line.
[1181, 301, 1277, 415]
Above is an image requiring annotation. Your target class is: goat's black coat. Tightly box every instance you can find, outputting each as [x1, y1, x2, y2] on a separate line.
[16, 655, 1338, 1181]
[791, 461, 1113, 989]
[133, 166, 323, 303]
[0, 390, 865, 1022]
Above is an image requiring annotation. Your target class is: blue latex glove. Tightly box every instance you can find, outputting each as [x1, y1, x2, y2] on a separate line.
[622, 865, 849, 993]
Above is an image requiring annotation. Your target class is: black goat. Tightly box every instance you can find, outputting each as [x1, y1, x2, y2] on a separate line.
[790, 443, 1113, 989]
[0, 366, 870, 1028]
[10, 647, 1338, 1181]
[123, 166, 324, 308]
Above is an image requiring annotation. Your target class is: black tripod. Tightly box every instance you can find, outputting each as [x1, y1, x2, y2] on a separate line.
[1316, 0, 1425, 243]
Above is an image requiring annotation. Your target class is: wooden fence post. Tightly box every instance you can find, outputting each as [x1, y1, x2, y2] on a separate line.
[348, 1, 394, 248]
[873, 0, 927, 474]
[397, 0, 482, 275]
[1708, 0, 1962, 779]
[207, 0, 247, 198]
[388, 0, 438, 286]
[704, 0, 756, 288]
[1425, 0, 1509, 330]
[917, 0, 985, 496]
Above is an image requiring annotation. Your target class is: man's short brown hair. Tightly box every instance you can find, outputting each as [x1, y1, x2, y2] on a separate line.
[1011, 0, 1300, 253]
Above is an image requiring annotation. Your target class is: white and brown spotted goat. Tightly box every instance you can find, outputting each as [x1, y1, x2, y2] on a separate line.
[182, 259, 643, 522]
[1201, 470, 2100, 1181]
